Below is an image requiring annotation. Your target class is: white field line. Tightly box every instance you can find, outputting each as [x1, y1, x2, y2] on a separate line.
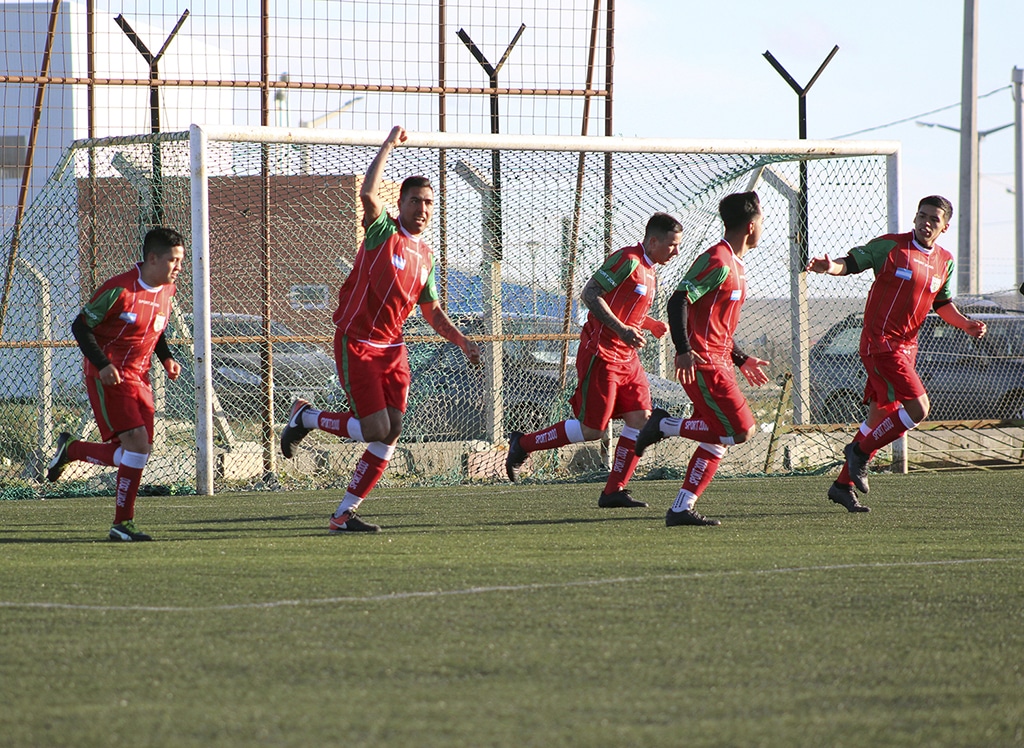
[0, 557, 1018, 613]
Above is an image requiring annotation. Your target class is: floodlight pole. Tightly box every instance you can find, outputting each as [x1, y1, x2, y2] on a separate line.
[1013, 66, 1023, 289]
[114, 9, 190, 226]
[764, 46, 838, 428]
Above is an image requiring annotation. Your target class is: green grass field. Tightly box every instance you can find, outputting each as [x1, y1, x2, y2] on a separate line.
[2, 471, 1022, 747]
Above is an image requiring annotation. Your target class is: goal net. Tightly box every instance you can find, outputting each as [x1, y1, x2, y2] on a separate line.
[2, 127, 919, 497]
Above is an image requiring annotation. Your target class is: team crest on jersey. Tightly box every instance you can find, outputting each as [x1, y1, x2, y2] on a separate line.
[392, 254, 407, 271]
[153, 314, 167, 332]
[119, 311, 138, 324]
[421, 267, 429, 284]
[930, 275, 941, 293]
[634, 283, 648, 296]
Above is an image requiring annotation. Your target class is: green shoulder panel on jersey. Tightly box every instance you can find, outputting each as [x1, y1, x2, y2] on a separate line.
[417, 255, 439, 304]
[593, 251, 639, 293]
[363, 210, 396, 251]
[848, 237, 898, 276]
[82, 287, 125, 328]
[935, 258, 955, 303]
[675, 252, 729, 304]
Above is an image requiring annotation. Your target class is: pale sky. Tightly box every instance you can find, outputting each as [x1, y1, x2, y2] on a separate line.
[611, 0, 1023, 294]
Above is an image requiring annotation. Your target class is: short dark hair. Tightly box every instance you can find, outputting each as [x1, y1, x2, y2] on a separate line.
[918, 195, 953, 222]
[719, 191, 761, 231]
[644, 212, 683, 240]
[400, 175, 433, 201]
[142, 227, 185, 260]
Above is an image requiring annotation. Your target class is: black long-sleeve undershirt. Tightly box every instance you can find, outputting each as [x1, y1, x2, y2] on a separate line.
[71, 313, 174, 371]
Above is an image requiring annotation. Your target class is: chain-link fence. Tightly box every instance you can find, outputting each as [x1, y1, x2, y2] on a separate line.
[24, 129, 1020, 498]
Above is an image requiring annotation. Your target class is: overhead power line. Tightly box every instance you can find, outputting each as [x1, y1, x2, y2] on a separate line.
[832, 85, 1011, 139]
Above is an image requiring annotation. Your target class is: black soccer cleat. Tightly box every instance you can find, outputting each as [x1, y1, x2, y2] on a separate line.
[328, 511, 381, 533]
[598, 489, 648, 508]
[634, 408, 670, 457]
[46, 431, 72, 482]
[665, 508, 721, 526]
[109, 520, 153, 542]
[505, 431, 527, 483]
[281, 399, 312, 458]
[843, 441, 871, 494]
[827, 482, 870, 513]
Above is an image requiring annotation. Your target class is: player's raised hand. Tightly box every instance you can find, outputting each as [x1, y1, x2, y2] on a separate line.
[387, 125, 408, 146]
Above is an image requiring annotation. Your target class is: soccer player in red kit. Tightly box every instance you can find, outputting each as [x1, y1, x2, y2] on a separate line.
[805, 195, 986, 512]
[46, 227, 185, 541]
[634, 192, 770, 527]
[505, 212, 683, 508]
[280, 126, 480, 532]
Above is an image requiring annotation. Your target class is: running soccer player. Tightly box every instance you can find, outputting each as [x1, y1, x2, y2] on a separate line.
[634, 191, 770, 527]
[504, 212, 683, 508]
[805, 195, 986, 512]
[46, 227, 185, 541]
[280, 125, 480, 532]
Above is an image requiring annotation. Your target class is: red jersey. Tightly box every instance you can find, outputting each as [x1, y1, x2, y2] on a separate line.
[333, 211, 439, 347]
[846, 231, 954, 356]
[80, 264, 176, 382]
[579, 243, 659, 364]
[676, 240, 746, 367]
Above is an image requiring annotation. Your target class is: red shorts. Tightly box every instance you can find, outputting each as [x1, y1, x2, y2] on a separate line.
[334, 331, 411, 419]
[570, 352, 651, 431]
[86, 375, 154, 443]
[682, 365, 755, 440]
[861, 348, 925, 407]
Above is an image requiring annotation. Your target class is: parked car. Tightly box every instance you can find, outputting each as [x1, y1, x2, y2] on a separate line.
[168, 313, 336, 422]
[328, 312, 692, 442]
[809, 302, 1024, 423]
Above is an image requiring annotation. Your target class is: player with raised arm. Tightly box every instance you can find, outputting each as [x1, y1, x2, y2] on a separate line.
[46, 227, 185, 541]
[805, 195, 986, 512]
[505, 212, 683, 508]
[280, 126, 480, 532]
[634, 192, 770, 527]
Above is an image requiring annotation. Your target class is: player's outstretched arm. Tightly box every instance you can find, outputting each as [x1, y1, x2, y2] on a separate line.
[935, 302, 987, 339]
[420, 300, 481, 364]
[360, 125, 407, 228]
[805, 253, 848, 276]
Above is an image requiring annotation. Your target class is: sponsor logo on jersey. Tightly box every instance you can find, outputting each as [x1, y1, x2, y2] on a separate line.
[119, 311, 138, 324]
[392, 254, 407, 271]
[895, 267, 913, 281]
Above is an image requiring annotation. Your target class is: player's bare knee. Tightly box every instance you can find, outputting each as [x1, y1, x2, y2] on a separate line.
[732, 424, 756, 444]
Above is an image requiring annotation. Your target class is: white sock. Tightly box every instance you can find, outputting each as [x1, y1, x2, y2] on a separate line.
[564, 419, 586, 443]
[620, 426, 640, 440]
[301, 408, 321, 430]
[334, 491, 362, 517]
[661, 416, 681, 437]
[670, 489, 697, 512]
[897, 407, 918, 431]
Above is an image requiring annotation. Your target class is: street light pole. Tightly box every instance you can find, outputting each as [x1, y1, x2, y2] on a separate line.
[916, 120, 1012, 292]
[958, 0, 980, 294]
[1013, 66, 1023, 289]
